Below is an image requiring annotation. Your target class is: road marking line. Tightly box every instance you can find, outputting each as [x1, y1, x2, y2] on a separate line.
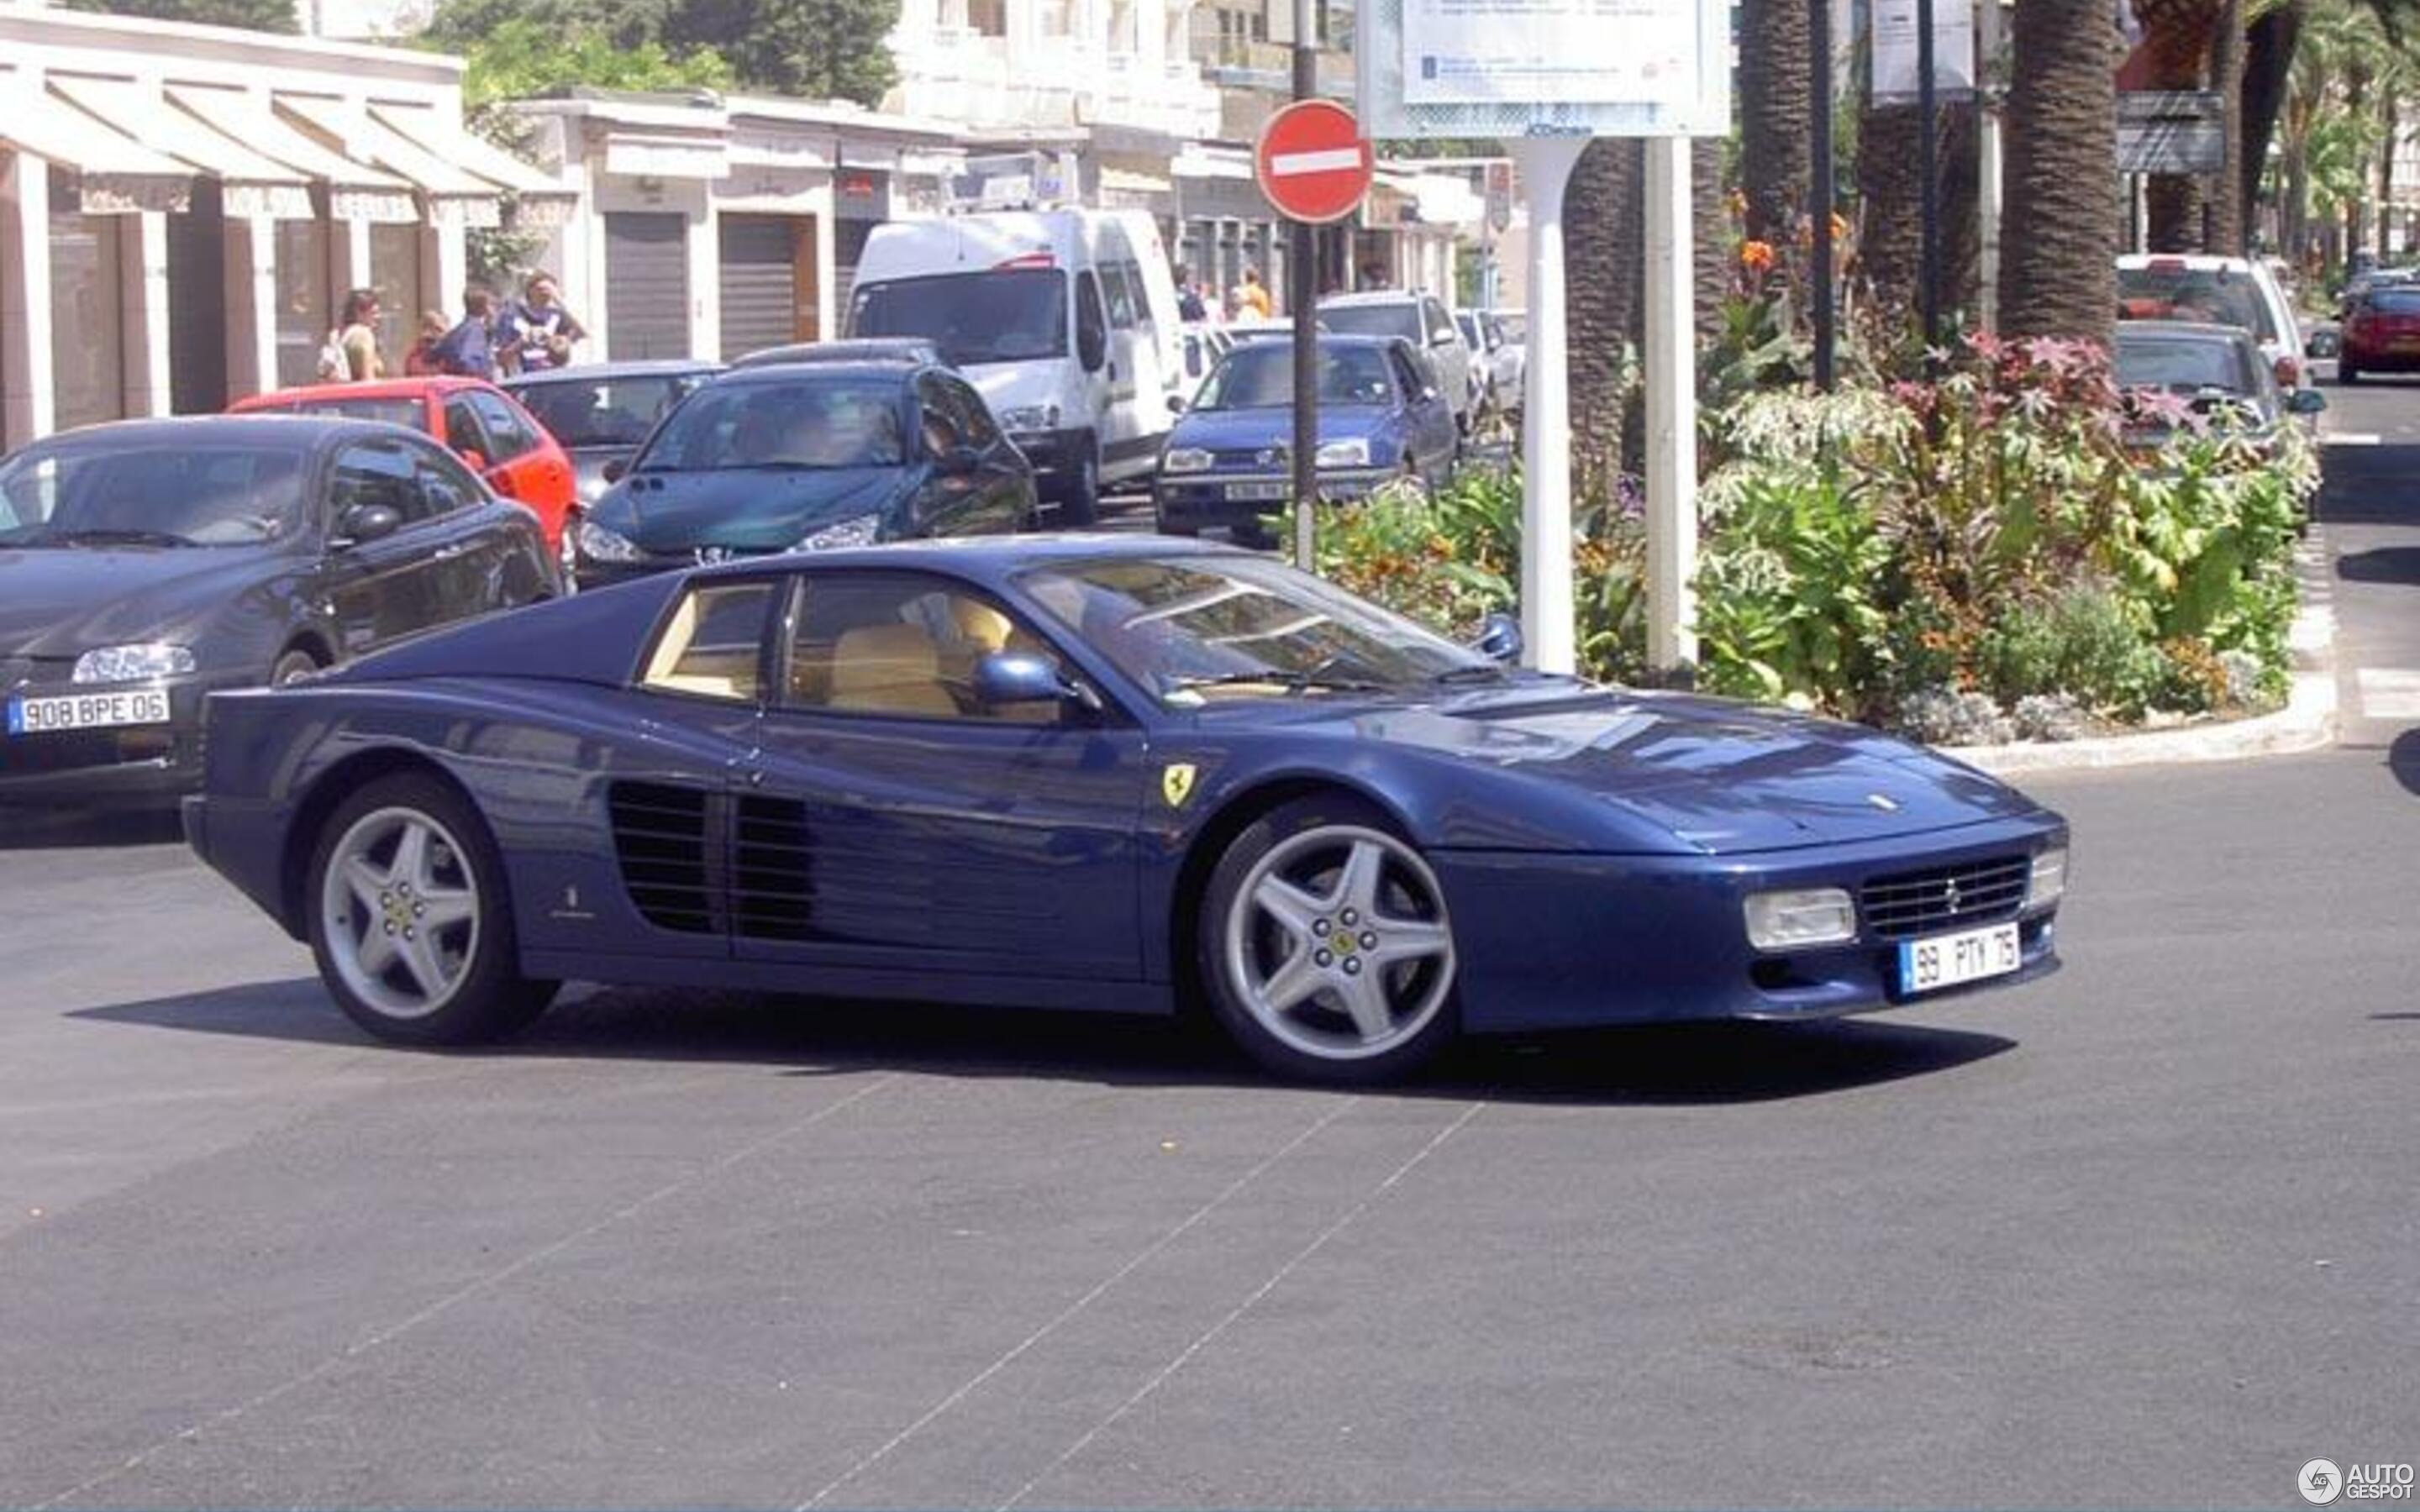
[2324, 432, 2384, 447]
[1270, 147, 1363, 176]
[2354, 667, 2420, 721]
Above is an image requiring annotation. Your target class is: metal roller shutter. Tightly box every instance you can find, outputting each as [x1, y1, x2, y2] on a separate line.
[167, 184, 228, 414]
[718, 214, 800, 360]
[605, 212, 691, 360]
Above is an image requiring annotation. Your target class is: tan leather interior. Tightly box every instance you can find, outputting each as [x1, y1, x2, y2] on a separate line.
[951, 600, 1013, 654]
[829, 623, 956, 717]
[639, 591, 747, 700]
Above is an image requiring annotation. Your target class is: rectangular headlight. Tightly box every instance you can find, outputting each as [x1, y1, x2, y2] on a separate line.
[72, 643, 195, 685]
[2025, 847, 2069, 911]
[1744, 888, 1858, 952]
[1314, 438, 1370, 467]
[1162, 447, 1214, 474]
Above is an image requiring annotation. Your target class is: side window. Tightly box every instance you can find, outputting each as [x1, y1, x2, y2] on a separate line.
[1423, 298, 1455, 344]
[945, 376, 1002, 448]
[1101, 261, 1139, 329]
[330, 439, 434, 528]
[914, 373, 965, 458]
[782, 572, 1073, 725]
[410, 442, 487, 517]
[1076, 271, 1107, 361]
[1123, 261, 1155, 330]
[443, 400, 491, 460]
[467, 391, 539, 461]
[639, 580, 776, 702]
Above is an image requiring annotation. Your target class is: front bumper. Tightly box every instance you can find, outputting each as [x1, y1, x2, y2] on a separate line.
[0, 673, 213, 808]
[1154, 468, 1394, 530]
[1007, 426, 1088, 490]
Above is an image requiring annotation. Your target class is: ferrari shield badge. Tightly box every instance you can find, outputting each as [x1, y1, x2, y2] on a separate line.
[1161, 762, 1198, 808]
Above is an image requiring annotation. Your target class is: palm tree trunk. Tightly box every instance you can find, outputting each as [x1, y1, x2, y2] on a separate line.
[1739, 0, 1813, 247]
[1860, 99, 1983, 333]
[2379, 98, 2399, 260]
[2243, 1, 2306, 249]
[1565, 138, 1644, 493]
[1694, 136, 1728, 350]
[2207, 0, 2244, 254]
[2002, 0, 2119, 343]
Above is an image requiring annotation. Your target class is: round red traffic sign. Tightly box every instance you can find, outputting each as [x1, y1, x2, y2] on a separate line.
[1254, 100, 1373, 225]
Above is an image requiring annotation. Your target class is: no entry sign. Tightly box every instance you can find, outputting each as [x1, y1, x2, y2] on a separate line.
[1254, 100, 1373, 224]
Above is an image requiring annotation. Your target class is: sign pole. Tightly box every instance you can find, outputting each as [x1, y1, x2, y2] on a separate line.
[1918, 0, 1942, 355]
[1510, 134, 1586, 675]
[1645, 135, 1697, 678]
[1811, 0, 1836, 391]
[1291, 0, 1318, 569]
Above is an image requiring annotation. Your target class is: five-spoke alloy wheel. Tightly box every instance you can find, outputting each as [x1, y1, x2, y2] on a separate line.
[1201, 796, 1459, 1084]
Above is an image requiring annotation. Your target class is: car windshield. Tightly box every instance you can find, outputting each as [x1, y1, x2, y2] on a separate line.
[2115, 335, 2254, 394]
[2366, 287, 2420, 315]
[1455, 312, 1481, 348]
[1318, 302, 1422, 341]
[1018, 554, 1492, 702]
[1495, 312, 1527, 344]
[0, 441, 308, 548]
[2117, 267, 2277, 340]
[636, 377, 906, 471]
[1194, 344, 1397, 410]
[513, 375, 703, 449]
[850, 270, 1066, 366]
[266, 396, 425, 431]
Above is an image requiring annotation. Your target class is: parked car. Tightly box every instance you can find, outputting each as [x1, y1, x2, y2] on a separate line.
[0, 416, 555, 807]
[571, 359, 1035, 590]
[729, 338, 944, 370]
[182, 537, 2069, 1084]
[2116, 254, 2311, 395]
[2333, 281, 2420, 382]
[1318, 291, 1475, 438]
[2112, 320, 2324, 456]
[1154, 335, 1459, 542]
[1455, 309, 1523, 421]
[1176, 321, 1234, 391]
[501, 360, 720, 507]
[230, 376, 577, 558]
[846, 208, 1186, 524]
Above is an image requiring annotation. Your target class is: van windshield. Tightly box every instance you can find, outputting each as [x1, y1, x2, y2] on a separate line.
[850, 269, 1067, 366]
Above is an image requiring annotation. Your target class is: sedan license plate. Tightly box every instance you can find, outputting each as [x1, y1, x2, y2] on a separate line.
[6, 688, 171, 736]
[1897, 921, 2022, 995]
[1226, 481, 1292, 502]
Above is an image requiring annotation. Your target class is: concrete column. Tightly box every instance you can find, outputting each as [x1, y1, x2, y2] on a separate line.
[224, 213, 278, 402]
[329, 214, 373, 315]
[1645, 135, 1699, 676]
[1, 151, 56, 447]
[687, 194, 717, 360]
[1510, 134, 1586, 675]
[813, 202, 838, 343]
[424, 218, 469, 313]
[124, 210, 172, 418]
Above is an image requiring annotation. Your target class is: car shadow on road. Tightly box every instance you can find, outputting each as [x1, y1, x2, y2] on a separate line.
[70, 979, 2018, 1107]
[0, 808, 184, 851]
[2335, 545, 2420, 585]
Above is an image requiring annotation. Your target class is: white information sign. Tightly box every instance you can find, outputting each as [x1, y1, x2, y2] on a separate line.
[1400, 0, 1698, 107]
[1871, 0, 1975, 103]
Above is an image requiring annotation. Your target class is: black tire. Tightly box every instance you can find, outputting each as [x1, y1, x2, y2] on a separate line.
[2338, 360, 2360, 385]
[1196, 794, 1460, 1085]
[271, 647, 324, 686]
[305, 773, 559, 1047]
[1057, 441, 1102, 528]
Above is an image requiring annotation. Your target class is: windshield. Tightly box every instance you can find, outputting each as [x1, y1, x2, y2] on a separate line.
[2116, 336, 2256, 394]
[0, 441, 308, 548]
[849, 269, 1066, 366]
[637, 377, 906, 472]
[2367, 287, 2420, 315]
[1195, 344, 1398, 410]
[513, 375, 704, 449]
[1018, 554, 1491, 702]
[1318, 302, 1423, 341]
[2117, 267, 2277, 341]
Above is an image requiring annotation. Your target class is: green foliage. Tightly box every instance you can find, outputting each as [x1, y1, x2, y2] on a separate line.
[456, 18, 733, 107]
[661, 0, 900, 105]
[1693, 464, 1891, 712]
[60, 0, 297, 30]
[1975, 586, 2165, 717]
[426, 0, 897, 108]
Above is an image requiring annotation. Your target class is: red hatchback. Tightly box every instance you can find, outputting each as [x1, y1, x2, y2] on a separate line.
[230, 377, 577, 552]
[2336, 284, 2420, 382]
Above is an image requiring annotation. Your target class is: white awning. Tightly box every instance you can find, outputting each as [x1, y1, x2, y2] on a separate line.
[277, 94, 500, 228]
[370, 102, 578, 227]
[0, 80, 191, 213]
[601, 132, 728, 181]
[166, 84, 418, 223]
[50, 75, 313, 221]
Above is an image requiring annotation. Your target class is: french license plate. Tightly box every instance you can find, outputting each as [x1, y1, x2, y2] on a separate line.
[1226, 481, 1292, 502]
[6, 688, 171, 736]
[1897, 921, 2022, 995]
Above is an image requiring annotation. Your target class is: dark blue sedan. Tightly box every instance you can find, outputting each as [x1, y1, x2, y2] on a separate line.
[1154, 335, 1460, 541]
[183, 538, 2067, 1085]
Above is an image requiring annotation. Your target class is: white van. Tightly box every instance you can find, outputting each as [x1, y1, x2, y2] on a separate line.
[846, 209, 1185, 524]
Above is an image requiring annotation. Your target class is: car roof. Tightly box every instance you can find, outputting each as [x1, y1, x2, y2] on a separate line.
[708, 360, 928, 386]
[18, 412, 405, 451]
[2115, 320, 2259, 344]
[730, 339, 944, 370]
[685, 533, 1253, 585]
[1319, 291, 1430, 307]
[501, 361, 721, 386]
[2118, 254, 2262, 272]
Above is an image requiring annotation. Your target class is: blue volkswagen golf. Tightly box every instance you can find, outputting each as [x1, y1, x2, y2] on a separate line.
[1153, 335, 1459, 542]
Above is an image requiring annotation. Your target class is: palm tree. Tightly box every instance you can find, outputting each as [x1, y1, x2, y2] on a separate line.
[1739, 0, 1813, 245]
[2127, 0, 2225, 249]
[1999, 0, 2119, 342]
[1565, 138, 1644, 489]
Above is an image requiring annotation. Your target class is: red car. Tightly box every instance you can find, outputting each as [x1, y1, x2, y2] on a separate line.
[229, 377, 576, 553]
[2335, 283, 2420, 383]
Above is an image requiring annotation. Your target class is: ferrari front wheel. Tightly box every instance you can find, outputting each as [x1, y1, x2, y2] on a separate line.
[307, 774, 558, 1047]
[1199, 796, 1460, 1084]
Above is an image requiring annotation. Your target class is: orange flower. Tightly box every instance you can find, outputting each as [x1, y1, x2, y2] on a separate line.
[1739, 239, 1776, 273]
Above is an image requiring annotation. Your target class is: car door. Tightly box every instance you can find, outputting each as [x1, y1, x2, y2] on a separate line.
[316, 436, 447, 657]
[1391, 345, 1455, 475]
[739, 568, 1147, 982]
[402, 437, 533, 619]
[1420, 297, 1471, 425]
[934, 372, 1027, 533]
[469, 387, 576, 529]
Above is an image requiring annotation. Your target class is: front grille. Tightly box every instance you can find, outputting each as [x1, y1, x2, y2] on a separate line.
[1860, 854, 2030, 941]
[0, 729, 138, 777]
[0, 657, 40, 691]
[608, 782, 721, 934]
[734, 795, 813, 942]
[1213, 448, 1281, 469]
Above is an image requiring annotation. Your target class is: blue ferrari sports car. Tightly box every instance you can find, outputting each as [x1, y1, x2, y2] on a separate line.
[183, 538, 2068, 1084]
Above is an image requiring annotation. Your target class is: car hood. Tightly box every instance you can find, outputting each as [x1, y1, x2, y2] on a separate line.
[566, 446, 637, 506]
[1171, 406, 1393, 451]
[590, 468, 909, 551]
[1230, 681, 2037, 853]
[0, 546, 276, 659]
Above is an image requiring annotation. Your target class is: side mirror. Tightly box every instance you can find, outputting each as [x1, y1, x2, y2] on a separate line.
[974, 649, 1074, 707]
[334, 502, 402, 547]
[2288, 386, 2329, 415]
[1078, 325, 1107, 374]
[1166, 393, 1188, 415]
[602, 458, 630, 485]
[1471, 612, 1523, 665]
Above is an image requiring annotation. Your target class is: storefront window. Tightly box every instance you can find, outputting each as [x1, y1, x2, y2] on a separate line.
[369, 222, 424, 378]
[50, 192, 125, 433]
[274, 218, 331, 389]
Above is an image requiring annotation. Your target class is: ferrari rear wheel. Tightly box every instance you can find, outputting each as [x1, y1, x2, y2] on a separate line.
[1199, 796, 1460, 1084]
[307, 774, 557, 1047]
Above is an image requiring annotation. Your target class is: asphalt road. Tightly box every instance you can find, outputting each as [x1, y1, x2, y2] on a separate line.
[1, 412, 2415, 1508]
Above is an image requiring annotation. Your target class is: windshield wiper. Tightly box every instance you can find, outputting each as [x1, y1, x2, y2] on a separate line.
[1431, 664, 1512, 685]
[1168, 669, 1394, 696]
[53, 528, 189, 548]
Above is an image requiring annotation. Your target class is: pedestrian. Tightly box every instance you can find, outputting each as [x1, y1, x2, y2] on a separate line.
[1237, 265, 1273, 319]
[318, 288, 384, 383]
[434, 286, 499, 379]
[402, 310, 449, 376]
[1175, 264, 1207, 323]
[499, 271, 587, 375]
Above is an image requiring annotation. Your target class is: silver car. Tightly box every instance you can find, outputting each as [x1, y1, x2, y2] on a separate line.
[1318, 291, 1474, 438]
